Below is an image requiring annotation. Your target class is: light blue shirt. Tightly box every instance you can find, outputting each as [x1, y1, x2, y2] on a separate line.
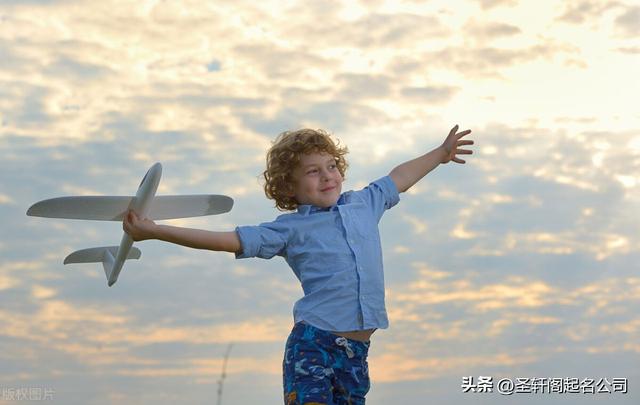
[235, 175, 400, 332]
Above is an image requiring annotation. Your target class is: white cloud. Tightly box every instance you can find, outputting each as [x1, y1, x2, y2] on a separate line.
[1, 0, 639, 403]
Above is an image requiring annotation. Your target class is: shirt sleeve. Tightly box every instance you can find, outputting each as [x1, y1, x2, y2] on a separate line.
[358, 175, 401, 222]
[235, 218, 289, 260]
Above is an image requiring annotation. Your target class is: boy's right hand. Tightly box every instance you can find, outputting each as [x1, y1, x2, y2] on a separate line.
[123, 209, 157, 241]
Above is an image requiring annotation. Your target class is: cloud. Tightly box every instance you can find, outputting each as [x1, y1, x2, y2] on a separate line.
[464, 20, 522, 40]
[556, 0, 620, 23]
[0, 193, 14, 204]
[0, 42, 31, 71]
[614, 5, 640, 36]
[334, 73, 393, 100]
[16, 88, 52, 126]
[232, 43, 334, 81]
[475, 0, 518, 10]
[1, 0, 639, 403]
[383, 261, 640, 379]
[615, 46, 640, 54]
[0, 290, 290, 376]
[453, 127, 638, 262]
[43, 56, 111, 81]
[385, 38, 581, 81]
[0, 274, 20, 290]
[557, 2, 640, 38]
[400, 85, 459, 103]
[391, 273, 563, 313]
[0, 0, 72, 5]
[118, 354, 283, 378]
[371, 351, 537, 382]
[279, 11, 451, 49]
[240, 99, 388, 135]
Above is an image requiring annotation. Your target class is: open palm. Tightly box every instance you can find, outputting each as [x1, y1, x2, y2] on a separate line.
[441, 125, 474, 164]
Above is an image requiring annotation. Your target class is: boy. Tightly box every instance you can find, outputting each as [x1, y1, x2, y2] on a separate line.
[123, 125, 473, 404]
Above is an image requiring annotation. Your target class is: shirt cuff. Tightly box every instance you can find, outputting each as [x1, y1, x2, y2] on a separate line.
[376, 175, 400, 208]
[234, 225, 260, 259]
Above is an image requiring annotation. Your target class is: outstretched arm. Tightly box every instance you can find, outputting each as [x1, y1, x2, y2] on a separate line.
[389, 124, 473, 193]
[123, 210, 242, 254]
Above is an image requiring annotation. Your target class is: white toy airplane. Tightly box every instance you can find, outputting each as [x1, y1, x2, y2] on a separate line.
[26, 162, 233, 287]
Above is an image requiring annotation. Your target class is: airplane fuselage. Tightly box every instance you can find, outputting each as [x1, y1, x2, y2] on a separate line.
[107, 162, 162, 286]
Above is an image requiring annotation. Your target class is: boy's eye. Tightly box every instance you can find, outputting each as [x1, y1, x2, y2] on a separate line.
[307, 169, 318, 174]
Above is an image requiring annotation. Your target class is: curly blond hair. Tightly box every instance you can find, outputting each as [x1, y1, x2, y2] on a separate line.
[263, 128, 349, 211]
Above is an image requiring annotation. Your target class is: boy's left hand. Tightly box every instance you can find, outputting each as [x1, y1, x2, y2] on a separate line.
[440, 124, 474, 164]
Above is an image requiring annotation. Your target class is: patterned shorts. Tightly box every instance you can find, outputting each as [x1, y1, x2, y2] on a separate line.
[283, 321, 371, 405]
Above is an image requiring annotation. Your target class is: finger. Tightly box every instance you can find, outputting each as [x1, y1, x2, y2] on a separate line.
[457, 140, 474, 146]
[128, 211, 137, 225]
[449, 125, 459, 136]
[456, 129, 472, 139]
[456, 149, 473, 154]
[453, 157, 466, 164]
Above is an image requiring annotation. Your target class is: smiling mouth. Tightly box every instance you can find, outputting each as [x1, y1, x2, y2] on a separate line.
[320, 186, 335, 192]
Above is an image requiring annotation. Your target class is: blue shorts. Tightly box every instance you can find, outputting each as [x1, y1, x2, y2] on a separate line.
[283, 321, 371, 405]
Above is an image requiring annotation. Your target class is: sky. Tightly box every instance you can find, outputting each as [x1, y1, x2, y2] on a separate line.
[1, 0, 639, 403]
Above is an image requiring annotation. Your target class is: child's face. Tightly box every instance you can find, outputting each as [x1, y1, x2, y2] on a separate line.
[289, 151, 343, 208]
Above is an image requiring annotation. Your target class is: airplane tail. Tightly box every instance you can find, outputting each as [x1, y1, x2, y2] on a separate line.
[64, 246, 141, 285]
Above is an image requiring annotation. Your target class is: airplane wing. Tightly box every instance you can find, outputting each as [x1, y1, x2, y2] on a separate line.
[27, 195, 234, 221]
[149, 195, 233, 219]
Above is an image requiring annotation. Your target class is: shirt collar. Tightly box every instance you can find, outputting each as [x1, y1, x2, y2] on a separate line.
[297, 193, 346, 216]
